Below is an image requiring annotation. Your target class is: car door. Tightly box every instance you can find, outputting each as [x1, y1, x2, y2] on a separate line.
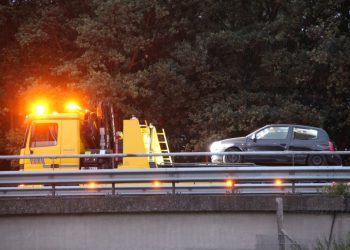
[245, 126, 291, 164]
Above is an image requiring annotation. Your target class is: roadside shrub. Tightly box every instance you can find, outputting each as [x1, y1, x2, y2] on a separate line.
[313, 232, 350, 250]
[323, 182, 350, 196]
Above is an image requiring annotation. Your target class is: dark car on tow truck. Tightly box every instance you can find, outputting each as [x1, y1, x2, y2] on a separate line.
[210, 124, 341, 166]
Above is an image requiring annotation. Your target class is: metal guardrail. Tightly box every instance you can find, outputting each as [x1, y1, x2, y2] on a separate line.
[0, 183, 336, 197]
[0, 166, 349, 197]
[1, 166, 350, 184]
[0, 151, 349, 197]
[0, 150, 349, 159]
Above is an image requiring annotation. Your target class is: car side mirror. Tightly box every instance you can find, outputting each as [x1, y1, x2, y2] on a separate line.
[252, 134, 257, 143]
[249, 134, 257, 142]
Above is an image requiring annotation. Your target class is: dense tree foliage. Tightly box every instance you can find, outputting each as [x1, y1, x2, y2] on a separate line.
[0, 0, 349, 157]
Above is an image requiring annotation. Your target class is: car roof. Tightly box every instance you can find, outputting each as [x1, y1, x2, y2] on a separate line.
[265, 124, 324, 130]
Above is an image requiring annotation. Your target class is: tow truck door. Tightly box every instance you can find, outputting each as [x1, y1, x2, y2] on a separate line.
[24, 121, 61, 170]
[60, 119, 80, 170]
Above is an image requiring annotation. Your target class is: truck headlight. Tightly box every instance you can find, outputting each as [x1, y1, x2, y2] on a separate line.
[210, 141, 222, 152]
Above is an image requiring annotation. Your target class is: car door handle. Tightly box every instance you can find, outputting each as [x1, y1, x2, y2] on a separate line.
[280, 143, 288, 150]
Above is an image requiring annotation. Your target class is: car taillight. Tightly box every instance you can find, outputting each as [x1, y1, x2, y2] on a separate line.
[329, 141, 335, 151]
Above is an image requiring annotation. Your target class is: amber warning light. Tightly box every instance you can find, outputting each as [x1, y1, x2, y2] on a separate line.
[153, 181, 161, 187]
[36, 105, 46, 114]
[28, 101, 84, 115]
[226, 180, 234, 188]
[31, 102, 48, 115]
[88, 182, 96, 189]
[274, 179, 283, 186]
[66, 102, 81, 111]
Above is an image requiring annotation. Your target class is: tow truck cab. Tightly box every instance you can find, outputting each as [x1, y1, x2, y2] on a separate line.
[20, 113, 83, 170]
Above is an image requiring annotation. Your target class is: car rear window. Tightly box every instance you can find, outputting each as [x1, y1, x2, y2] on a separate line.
[293, 127, 318, 140]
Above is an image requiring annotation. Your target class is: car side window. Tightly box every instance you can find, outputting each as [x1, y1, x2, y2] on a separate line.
[293, 127, 318, 140]
[256, 126, 289, 140]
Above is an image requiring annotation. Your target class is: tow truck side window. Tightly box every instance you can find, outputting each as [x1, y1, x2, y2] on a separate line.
[30, 123, 58, 147]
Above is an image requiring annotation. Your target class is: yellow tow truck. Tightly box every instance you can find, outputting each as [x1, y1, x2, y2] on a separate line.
[19, 101, 172, 171]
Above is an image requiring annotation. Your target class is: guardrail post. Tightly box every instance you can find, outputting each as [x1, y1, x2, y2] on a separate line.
[112, 183, 116, 196]
[52, 185, 56, 197]
[172, 182, 176, 195]
[276, 197, 285, 250]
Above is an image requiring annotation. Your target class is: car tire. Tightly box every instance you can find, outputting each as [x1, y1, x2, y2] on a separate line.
[223, 148, 242, 164]
[307, 154, 326, 166]
[331, 155, 342, 166]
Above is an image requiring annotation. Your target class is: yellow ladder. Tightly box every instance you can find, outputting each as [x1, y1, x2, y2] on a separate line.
[157, 129, 173, 164]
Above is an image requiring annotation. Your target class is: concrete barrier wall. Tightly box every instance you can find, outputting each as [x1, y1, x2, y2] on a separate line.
[0, 195, 349, 250]
[1, 213, 350, 250]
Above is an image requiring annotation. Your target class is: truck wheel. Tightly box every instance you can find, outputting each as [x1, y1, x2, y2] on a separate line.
[307, 155, 326, 166]
[223, 148, 242, 164]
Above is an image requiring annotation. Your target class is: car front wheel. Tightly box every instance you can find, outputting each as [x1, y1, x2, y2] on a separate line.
[307, 154, 326, 166]
[223, 148, 242, 164]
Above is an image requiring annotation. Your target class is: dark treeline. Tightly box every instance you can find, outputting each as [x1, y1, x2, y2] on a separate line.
[0, 0, 349, 154]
